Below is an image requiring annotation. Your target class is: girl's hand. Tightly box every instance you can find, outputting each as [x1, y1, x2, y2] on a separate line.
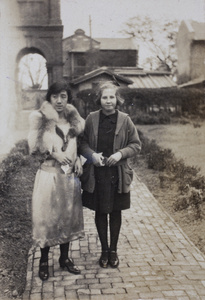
[107, 152, 122, 167]
[92, 152, 105, 167]
[52, 152, 72, 165]
[74, 156, 83, 177]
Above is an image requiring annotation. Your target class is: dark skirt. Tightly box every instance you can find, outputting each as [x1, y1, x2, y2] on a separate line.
[82, 165, 130, 213]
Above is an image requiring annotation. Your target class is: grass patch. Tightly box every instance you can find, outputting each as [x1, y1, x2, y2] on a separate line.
[134, 131, 205, 220]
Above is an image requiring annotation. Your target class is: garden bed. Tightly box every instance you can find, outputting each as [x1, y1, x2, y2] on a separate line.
[1, 128, 205, 298]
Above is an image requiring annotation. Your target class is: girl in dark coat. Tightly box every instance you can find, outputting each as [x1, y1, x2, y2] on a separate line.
[80, 82, 141, 268]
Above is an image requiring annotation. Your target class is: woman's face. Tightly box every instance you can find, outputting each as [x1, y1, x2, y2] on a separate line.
[50, 90, 68, 113]
[100, 88, 117, 115]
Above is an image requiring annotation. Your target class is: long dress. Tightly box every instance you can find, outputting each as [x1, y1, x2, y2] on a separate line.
[32, 123, 84, 248]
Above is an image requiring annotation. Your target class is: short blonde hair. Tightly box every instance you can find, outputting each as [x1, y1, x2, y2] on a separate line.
[95, 82, 124, 106]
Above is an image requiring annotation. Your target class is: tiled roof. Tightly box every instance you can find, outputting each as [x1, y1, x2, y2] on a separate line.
[71, 67, 176, 89]
[71, 67, 133, 85]
[93, 38, 136, 50]
[111, 67, 176, 88]
[128, 75, 176, 89]
[63, 30, 137, 51]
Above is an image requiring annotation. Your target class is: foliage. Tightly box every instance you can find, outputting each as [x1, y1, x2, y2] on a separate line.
[0, 140, 36, 297]
[75, 89, 99, 118]
[0, 140, 30, 196]
[122, 16, 179, 72]
[137, 130, 205, 219]
[131, 112, 171, 125]
[76, 87, 204, 123]
[174, 185, 203, 219]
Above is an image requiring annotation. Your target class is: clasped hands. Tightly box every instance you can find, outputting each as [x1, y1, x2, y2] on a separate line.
[92, 152, 122, 167]
[52, 152, 83, 177]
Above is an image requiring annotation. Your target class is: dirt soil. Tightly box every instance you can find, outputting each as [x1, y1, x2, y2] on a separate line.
[134, 157, 205, 255]
[1, 122, 205, 299]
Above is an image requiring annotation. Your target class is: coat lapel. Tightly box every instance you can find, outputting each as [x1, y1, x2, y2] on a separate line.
[115, 110, 126, 135]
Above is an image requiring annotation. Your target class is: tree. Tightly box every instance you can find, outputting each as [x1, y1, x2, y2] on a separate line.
[122, 16, 179, 74]
[18, 53, 48, 89]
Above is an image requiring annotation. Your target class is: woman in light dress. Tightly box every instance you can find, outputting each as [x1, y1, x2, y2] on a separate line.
[28, 81, 85, 280]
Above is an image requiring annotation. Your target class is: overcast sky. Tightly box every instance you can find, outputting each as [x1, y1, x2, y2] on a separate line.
[61, 0, 205, 38]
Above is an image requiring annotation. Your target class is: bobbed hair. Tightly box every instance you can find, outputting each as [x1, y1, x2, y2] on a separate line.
[46, 80, 72, 103]
[95, 81, 124, 106]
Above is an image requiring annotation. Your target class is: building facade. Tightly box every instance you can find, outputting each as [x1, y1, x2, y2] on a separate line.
[177, 20, 205, 86]
[16, 0, 63, 86]
[63, 29, 138, 80]
[0, 0, 63, 148]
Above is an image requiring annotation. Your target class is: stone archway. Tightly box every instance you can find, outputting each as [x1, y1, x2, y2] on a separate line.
[13, 0, 63, 128]
[16, 0, 63, 86]
[16, 46, 48, 87]
[16, 47, 48, 112]
[0, 0, 64, 153]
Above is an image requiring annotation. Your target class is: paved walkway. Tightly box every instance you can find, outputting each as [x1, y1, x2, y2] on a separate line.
[23, 175, 205, 300]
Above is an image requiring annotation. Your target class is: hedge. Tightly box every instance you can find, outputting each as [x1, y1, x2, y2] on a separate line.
[75, 87, 204, 122]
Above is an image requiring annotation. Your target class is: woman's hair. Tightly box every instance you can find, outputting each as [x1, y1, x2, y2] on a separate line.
[46, 81, 72, 103]
[95, 82, 124, 106]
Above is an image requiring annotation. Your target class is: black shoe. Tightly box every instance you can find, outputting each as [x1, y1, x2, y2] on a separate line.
[39, 261, 49, 281]
[99, 251, 109, 268]
[109, 251, 119, 268]
[59, 258, 81, 275]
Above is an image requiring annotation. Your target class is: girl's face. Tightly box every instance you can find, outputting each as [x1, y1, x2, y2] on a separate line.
[100, 88, 117, 115]
[50, 90, 68, 113]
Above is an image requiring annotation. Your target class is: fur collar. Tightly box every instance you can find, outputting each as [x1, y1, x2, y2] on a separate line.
[28, 101, 85, 154]
[39, 101, 85, 136]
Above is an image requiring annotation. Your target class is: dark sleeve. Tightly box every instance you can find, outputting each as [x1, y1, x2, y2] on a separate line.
[78, 115, 95, 163]
[119, 116, 141, 159]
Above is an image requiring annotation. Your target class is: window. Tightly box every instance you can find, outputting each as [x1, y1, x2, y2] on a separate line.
[76, 54, 86, 66]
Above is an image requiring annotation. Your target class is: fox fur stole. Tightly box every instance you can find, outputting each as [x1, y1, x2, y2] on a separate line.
[28, 101, 85, 155]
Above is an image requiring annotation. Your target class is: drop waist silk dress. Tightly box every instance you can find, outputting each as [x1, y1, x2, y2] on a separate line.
[28, 101, 85, 248]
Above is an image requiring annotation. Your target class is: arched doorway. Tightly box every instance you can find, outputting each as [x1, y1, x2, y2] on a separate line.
[18, 50, 48, 90]
[16, 48, 48, 112]
[0, 0, 63, 154]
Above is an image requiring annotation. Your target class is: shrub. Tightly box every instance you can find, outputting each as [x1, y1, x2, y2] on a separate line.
[10, 139, 30, 156]
[147, 148, 174, 171]
[131, 113, 160, 125]
[173, 160, 199, 185]
[0, 140, 30, 196]
[77, 87, 204, 123]
[136, 130, 205, 219]
[174, 185, 203, 219]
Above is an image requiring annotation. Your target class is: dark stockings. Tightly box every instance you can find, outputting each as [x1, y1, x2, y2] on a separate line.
[40, 242, 70, 263]
[95, 211, 122, 252]
[40, 246, 50, 263]
[109, 211, 122, 252]
[95, 212, 108, 251]
[60, 242, 70, 261]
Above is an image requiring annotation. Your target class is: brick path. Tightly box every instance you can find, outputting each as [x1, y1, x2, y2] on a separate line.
[23, 175, 205, 300]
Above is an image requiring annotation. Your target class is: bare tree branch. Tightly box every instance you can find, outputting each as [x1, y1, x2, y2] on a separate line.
[122, 16, 179, 73]
[18, 54, 47, 89]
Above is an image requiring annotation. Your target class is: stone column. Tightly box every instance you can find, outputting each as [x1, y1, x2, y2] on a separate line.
[49, 0, 62, 25]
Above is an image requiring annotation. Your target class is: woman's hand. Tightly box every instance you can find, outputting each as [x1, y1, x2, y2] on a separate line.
[107, 152, 122, 167]
[52, 152, 72, 165]
[74, 156, 83, 177]
[92, 152, 105, 167]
